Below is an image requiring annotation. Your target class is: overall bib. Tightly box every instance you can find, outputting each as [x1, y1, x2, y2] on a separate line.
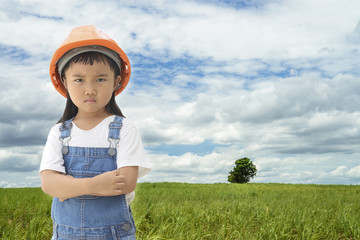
[51, 116, 136, 240]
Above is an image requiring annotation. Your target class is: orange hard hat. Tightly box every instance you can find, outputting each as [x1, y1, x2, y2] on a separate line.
[49, 25, 131, 98]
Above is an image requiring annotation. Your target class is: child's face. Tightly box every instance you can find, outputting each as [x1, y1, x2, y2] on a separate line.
[63, 60, 120, 117]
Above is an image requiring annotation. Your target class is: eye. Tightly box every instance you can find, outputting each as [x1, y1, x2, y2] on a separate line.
[74, 79, 83, 83]
[97, 78, 106, 82]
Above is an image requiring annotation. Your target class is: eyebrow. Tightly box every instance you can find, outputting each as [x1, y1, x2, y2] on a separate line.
[97, 74, 109, 77]
[72, 74, 85, 77]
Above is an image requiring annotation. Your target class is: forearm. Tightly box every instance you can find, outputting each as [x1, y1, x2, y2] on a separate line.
[40, 170, 92, 199]
[40, 167, 138, 199]
[118, 166, 139, 194]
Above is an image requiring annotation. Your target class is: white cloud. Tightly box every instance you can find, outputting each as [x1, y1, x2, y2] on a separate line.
[317, 164, 360, 184]
[113, 0, 360, 61]
[144, 145, 243, 183]
[0, 147, 43, 172]
[347, 166, 360, 178]
[330, 166, 348, 177]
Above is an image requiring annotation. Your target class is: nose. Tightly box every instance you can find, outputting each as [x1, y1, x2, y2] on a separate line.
[85, 82, 96, 95]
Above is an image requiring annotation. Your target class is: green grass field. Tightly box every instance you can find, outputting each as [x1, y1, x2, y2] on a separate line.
[1, 183, 359, 239]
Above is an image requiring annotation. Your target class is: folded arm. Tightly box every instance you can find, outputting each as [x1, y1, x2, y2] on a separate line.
[40, 166, 138, 200]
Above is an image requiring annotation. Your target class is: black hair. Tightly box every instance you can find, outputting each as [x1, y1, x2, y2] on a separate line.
[57, 52, 124, 124]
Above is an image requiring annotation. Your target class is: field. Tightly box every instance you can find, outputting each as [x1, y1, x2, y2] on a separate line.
[1, 182, 359, 239]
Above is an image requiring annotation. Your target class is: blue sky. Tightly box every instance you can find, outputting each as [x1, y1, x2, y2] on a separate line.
[1, 0, 360, 187]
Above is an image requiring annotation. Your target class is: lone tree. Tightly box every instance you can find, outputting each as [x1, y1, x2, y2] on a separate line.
[228, 157, 257, 183]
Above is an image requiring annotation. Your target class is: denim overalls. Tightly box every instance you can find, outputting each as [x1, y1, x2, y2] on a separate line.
[51, 116, 136, 240]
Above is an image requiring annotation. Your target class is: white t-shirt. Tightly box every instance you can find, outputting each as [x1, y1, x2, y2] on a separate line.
[40, 115, 151, 204]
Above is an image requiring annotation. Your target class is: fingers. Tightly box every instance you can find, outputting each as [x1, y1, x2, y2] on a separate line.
[113, 174, 125, 195]
[111, 171, 125, 194]
[113, 169, 125, 182]
[112, 181, 125, 195]
[91, 170, 126, 196]
[115, 181, 125, 189]
[116, 175, 125, 183]
[114, 168, 121, 176]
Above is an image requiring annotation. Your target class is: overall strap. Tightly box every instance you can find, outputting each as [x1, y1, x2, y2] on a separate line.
[59, 118, 73, 155]
[108, 116, 124, 140]
[59, 118, 73, 139]
[108, 116, 123, 156]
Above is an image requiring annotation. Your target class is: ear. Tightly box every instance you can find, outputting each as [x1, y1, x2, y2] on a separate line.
[114, 75, 121, 91]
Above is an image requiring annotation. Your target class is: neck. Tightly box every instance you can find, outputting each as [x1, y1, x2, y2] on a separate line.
[73, 109, 112, 130]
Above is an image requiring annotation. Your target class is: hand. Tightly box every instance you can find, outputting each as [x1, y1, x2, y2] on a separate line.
[90, 169, 126, 196]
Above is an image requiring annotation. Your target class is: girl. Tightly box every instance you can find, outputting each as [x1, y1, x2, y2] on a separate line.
[40, 25, 151, 240]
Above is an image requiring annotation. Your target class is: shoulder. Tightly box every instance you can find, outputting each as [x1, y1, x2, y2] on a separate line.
[122, 117, 136, 129]
[113, 117, 143, 144]
[99, 115, 133, 126]
[100, 115, 136, 130]
[47, 122, 63, 137]
[118, 118, 140, 140]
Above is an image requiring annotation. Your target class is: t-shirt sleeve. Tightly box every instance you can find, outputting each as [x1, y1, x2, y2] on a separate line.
[39, 125, 66, 174]
[116, 121, 151, 178]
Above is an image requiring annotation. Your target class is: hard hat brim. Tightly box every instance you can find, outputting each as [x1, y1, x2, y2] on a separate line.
[57, 45, 122, 78]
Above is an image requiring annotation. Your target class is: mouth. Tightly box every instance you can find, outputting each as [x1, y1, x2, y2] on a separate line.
[85, 99, 96, 103]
